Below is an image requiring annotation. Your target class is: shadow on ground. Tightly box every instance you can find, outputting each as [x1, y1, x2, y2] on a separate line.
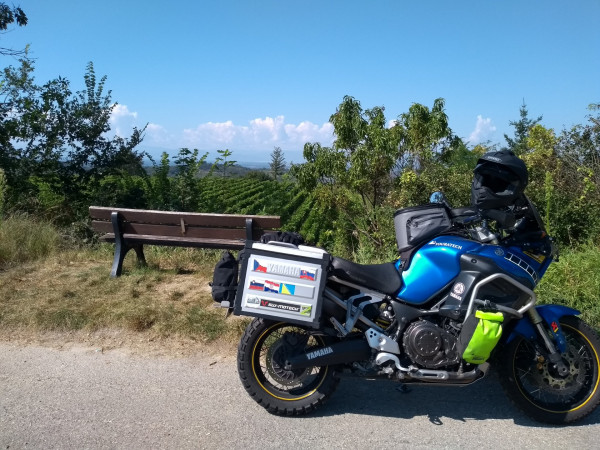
[314, 370, 600, 427]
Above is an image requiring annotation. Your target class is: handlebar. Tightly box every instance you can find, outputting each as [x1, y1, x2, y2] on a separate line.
[431, 192, 553, 254]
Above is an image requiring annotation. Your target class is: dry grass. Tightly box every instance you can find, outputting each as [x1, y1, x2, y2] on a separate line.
[1, 213, 598, 356]
[0, 245, 250, 355]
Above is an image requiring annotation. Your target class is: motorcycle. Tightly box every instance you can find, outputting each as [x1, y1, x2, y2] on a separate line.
[213, 154, 600, 425]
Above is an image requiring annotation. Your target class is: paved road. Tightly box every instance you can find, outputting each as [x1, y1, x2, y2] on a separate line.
[1, 342, 598, 449]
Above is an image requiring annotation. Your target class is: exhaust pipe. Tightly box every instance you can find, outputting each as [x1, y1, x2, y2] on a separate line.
[408, 363, 490, 384]
[286, 339, 372, 369]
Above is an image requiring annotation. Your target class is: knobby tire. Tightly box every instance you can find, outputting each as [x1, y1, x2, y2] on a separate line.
[237, 318, 340, 416]
[498, 315, 600, 424]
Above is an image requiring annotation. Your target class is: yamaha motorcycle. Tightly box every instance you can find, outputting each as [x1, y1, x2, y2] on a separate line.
[216, 192, 600, 425]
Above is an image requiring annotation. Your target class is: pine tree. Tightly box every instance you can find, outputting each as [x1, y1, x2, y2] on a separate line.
[504, 101, 542, 156]
[270, 147, 286, 180]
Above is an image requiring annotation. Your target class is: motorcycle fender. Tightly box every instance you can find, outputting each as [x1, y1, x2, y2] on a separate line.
[506, 305, 580, 353]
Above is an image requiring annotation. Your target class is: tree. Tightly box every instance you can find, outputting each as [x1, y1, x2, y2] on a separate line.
[384, 98, 464, 209]
[395, 98, 455, 171]
[292, 96, 403, 252]
[1, 3, 28, 56]
[213, 149, 236, 177]
[146, 152, 172, 209]
[504, 101, 542, 156]
[62, 63, 146, 184]
[524, 124, 558, 234]
[269, 146, 286, 180]
[0, 57, 67, 189]
[291, 96, 464, 257]
[550, 104, 600, 243]
[173, 147, 208, 211]
[0, 58, 146, 218]
[327, 96, 402, 212]
[0, 3, 26, 29]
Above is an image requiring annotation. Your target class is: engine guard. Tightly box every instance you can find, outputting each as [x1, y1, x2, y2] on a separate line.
[507, 304, 580, 352]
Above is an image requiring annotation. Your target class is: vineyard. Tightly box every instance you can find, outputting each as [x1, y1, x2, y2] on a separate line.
[194, 177, 333, 248]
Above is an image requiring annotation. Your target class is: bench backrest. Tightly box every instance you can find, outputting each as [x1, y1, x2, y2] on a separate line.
[89, 206, 281, 241]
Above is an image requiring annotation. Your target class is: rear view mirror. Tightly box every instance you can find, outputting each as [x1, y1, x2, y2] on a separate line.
[430, 191, 447, 205]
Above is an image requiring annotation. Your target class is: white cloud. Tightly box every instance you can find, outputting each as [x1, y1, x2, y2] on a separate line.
[181, 116, 334, 152]
[144, 123, 172, 146]
[146, 123, 164, 132]
[111, 104, 138, 120]
[182, 120, 238, 145]
[284, 121, 334, 146]
[109, 104, 138, 137]
[110, 110, 335, 161]
[468, 115, 497, 144]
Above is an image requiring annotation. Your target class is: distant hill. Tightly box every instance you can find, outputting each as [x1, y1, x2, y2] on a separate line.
[142, 161, 277, 178]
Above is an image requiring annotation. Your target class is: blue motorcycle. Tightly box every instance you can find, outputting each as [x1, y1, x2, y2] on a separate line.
[227, 150, 600, 424]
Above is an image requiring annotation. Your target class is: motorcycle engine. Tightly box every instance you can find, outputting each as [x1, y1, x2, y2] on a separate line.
[402, 320, 461, 369]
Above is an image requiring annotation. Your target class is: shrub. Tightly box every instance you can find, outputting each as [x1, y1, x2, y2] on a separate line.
[536, 242, 600, 329]
[0, 213, 62, 268]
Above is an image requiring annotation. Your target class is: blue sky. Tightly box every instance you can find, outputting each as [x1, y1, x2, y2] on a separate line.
[2, 0, 599, 163]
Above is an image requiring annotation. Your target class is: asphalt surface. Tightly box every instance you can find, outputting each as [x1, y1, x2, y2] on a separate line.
[1, 342, 598, 449]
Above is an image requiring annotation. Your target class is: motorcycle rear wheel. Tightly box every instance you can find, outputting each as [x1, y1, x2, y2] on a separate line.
[237, 318, 340, 415]
[499, 315, 600, 424]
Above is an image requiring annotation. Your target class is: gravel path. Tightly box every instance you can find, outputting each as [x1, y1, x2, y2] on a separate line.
[1, 342, 598, 449]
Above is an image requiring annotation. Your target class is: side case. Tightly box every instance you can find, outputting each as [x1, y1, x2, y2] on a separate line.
[234, 243, 331, 328]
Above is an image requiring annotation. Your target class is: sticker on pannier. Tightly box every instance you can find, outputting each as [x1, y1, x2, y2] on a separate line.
[234, 243, 330, 328]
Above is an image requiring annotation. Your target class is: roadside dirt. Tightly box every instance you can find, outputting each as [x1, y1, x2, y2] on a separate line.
[0, 250, 244, 358]
[0, 327, 239, 359]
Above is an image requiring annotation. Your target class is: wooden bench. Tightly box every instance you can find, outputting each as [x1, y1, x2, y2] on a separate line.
[89, 206, 281, 277]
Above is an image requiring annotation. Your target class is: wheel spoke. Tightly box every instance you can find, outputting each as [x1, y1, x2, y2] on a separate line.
[513, 322, 597, 411]
[254, 324, 327, 395]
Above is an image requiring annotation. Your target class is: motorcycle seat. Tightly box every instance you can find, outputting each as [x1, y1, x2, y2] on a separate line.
[330, 257, 402, 296]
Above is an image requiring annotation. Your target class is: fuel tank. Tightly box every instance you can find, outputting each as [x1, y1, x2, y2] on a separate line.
[396, 237, 481, 304]
[396, 236, 545, 305]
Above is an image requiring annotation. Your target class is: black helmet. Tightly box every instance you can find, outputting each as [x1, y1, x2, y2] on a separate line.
[471, 150, 528, 209]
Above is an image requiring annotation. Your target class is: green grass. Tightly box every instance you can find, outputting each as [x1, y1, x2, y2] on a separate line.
[0, 213, 62, 269]
[536, 242, 600, 329]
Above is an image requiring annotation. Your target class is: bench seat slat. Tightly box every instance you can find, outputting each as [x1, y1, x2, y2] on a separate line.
[91, 221, 269, 241]
[89, 206, 281, 228]
[99, 233, 246, 250]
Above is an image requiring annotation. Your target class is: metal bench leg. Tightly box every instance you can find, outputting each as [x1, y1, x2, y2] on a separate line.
[109, 212, 148, 277]
[110, 243, 146, 277]
[110, 242, 129, 278]
[132, 244, 147, 268]
[110, 211, 128, 278]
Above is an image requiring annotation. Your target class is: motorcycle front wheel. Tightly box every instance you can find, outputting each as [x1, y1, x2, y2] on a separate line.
[499, 315, 600, 424]
[237, 318, 340, 415]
